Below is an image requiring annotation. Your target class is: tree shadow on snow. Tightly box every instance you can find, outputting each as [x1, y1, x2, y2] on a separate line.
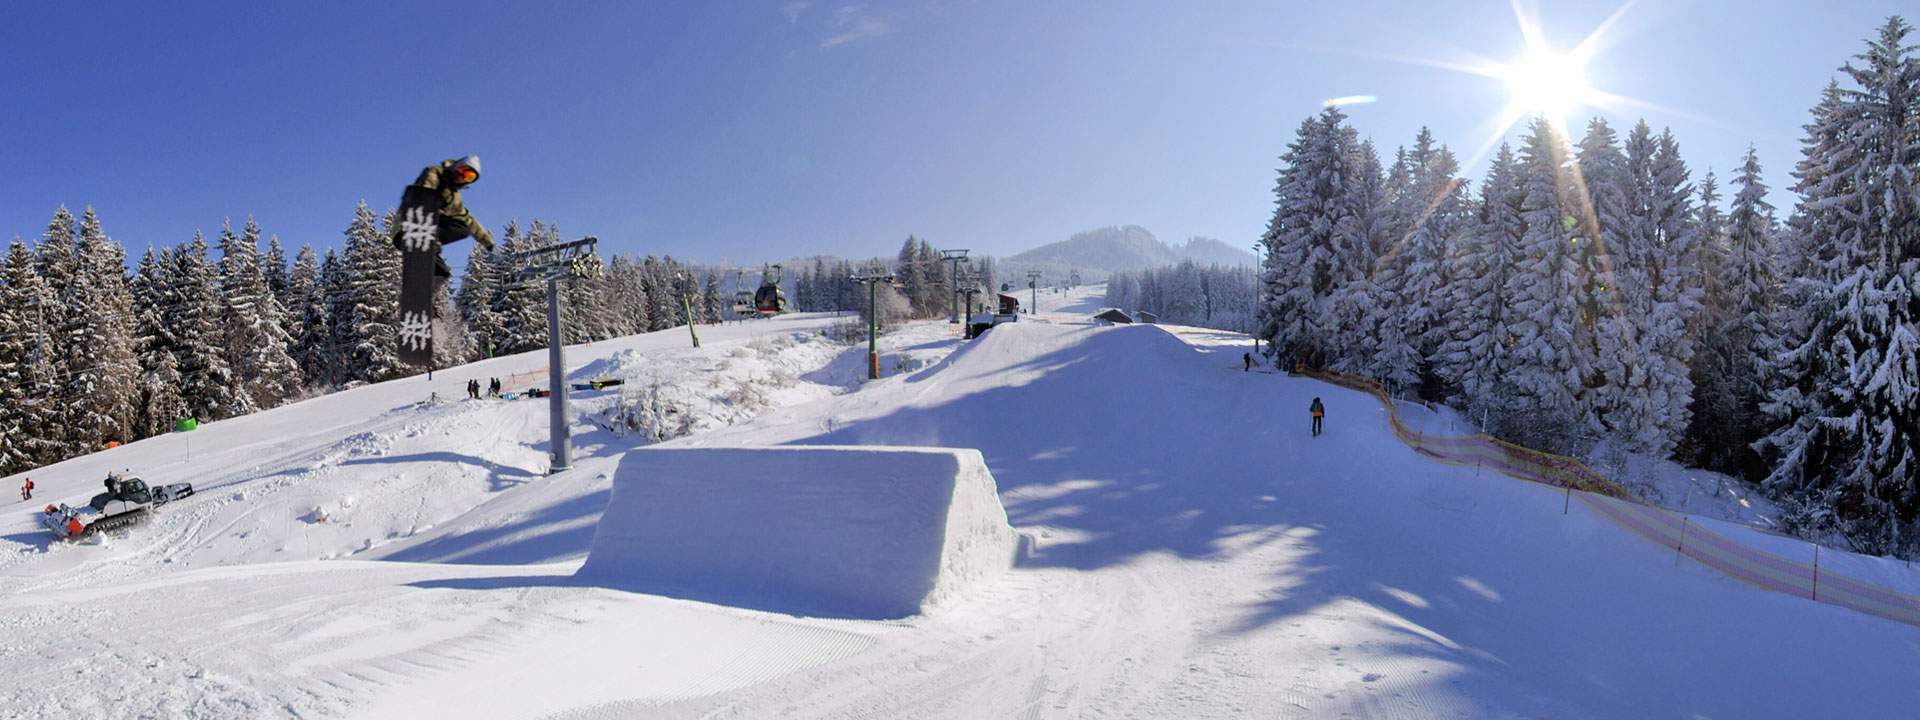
[341, 451, 540, 492]
[754, 324, 1728, 716]
[377, 489, 612, 565]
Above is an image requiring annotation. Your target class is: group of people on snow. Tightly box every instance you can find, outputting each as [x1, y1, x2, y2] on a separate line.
[466, 377, 504, 399]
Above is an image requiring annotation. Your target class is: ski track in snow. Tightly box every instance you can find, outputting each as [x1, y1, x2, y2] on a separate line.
[3, 287, 1920, 718]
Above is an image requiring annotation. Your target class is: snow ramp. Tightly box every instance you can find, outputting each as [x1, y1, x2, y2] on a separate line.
[578, 446, 1019, 619]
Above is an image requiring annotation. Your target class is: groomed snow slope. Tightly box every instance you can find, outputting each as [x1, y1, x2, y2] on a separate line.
[659, 319, 1920, 719]
[4, 286, 1919, 718]
[579, 446, 1017, 619]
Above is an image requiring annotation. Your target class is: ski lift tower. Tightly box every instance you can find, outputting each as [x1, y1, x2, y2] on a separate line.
[851, 270, 896, 379]
[1026, 270, 1042, 314]
[940, 249, 969, 323]
[508, 236, 602, 474]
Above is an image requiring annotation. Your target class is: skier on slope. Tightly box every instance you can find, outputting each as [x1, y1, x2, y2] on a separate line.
[1310, 397, 1324, 437]
[391, 156, 496, 288]
[20, 478, 31, 501]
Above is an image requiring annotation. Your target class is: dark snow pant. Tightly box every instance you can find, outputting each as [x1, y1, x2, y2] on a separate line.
[1312, 415, 1322, 437]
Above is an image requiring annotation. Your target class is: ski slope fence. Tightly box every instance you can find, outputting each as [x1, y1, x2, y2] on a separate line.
[1295, 365, 1920, 629]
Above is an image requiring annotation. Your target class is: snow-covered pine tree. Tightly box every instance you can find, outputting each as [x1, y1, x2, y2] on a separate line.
[431, 280, 472, 366]
[286, 244, 332, 390]
[918, 239, 948, 319]
[317, 248, 353, 386]
[1502, 117, 1588, 449]
[220, 217, 300, 414]
[1756, 18, 1920, 554]
[1571, 118, 1640, 449]
[457, 243, 504, 358]
[703, 269, 725, 323]
[895, 237, 927, 316]
[0, 238, 64, 470]
[1258, 106, 1367, 370]
[606, 255, 649, 334]
[1636, 127, 1702, 458]
[264, 235, 290, 309]
[1696, 146, 1780, 476]
[128, 245, 184, 439]
[1366, 128, 1468, 397]
[492, 220, 548, 354]
[68, 208, 141, 447]
[644, 256, 676, 331]
[1681, 168, 1732, 465]
[1326, 141, 1395, 381]
[31, 207, 81, 455]
[342, 201, 403, 383]
[170, 231, 235, 420]
[1438, 143, 1523, 422]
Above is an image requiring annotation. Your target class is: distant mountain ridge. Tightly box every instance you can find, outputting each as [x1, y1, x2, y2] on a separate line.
[1007, 225, 1255, 274]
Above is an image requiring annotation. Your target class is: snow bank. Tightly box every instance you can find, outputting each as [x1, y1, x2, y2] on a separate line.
[578, 446, 1018, 619]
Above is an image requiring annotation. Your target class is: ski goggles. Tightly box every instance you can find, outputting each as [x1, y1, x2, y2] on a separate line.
[452, 165, 478, 184]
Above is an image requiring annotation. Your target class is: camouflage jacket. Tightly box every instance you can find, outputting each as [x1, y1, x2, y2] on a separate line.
[394, 160, 494, 251]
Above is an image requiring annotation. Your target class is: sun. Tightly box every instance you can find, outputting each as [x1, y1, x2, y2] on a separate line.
[1499, 47, 1592, 121]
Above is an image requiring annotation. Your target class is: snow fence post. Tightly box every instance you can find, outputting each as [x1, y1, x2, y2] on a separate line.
[1812, 543, 1820, 601]
[1563, 484, 1571, 515]
[1676, 517, 1689, 566]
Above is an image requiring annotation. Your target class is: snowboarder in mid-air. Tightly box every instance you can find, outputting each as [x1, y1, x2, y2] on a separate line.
[392, 156, 495, 288]
[1310, 397, 1324, 437]
[392, 155, 495, 367]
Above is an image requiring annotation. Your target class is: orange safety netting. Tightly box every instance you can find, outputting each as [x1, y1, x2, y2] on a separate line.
[1294, 364, 1920, 629]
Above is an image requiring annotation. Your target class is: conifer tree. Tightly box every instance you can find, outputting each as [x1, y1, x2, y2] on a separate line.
[67, 208, 140, 447]
[341, 201, 403, 382]
[129, 245, 184, 439]
[1438, 143, 1523, 421]
[1502, 117, 1587, 447]
[287, 244, 332, 390]
[458, 244, 504, 359]
[0, 239, 63, 469]
[220, 217, 300, 413]
[1757, 18, 1920, 553]
[170, 231, 235, 420]
[1258, 106, 1368, 369]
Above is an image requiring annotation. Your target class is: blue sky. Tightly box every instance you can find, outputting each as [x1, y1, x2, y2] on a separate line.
[2, 1, 1909, 270]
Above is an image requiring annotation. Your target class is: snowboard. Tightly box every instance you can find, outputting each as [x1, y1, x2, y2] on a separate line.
[394, 185, 464, 368]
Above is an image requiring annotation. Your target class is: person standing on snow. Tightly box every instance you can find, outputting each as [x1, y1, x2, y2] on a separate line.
[20, 478, 31, 501]
[1310, 397, 1324, 437]
[391, 156, 495, 289]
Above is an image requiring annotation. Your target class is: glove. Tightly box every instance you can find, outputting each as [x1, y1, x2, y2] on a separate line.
[473, 225, 495, 252]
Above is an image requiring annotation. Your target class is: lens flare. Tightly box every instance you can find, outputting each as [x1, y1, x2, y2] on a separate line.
[1502, 48, 1589, 119]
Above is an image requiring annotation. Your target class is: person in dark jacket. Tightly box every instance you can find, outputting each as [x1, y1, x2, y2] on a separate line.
[392, 156, 495, 286]
[1310, 397, 1324, 437]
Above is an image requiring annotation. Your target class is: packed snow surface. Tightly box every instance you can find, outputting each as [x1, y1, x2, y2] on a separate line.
[3, 285, 1919, 718]
[579, 446, 1017, 619]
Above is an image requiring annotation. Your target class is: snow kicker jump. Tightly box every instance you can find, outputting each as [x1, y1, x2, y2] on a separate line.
[578, 446, 1020, 619]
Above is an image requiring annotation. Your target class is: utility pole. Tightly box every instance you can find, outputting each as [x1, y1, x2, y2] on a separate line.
[940, 249, 969, 324]
[508, 236, 601, 474]
[1026, 270, 1041, 314]
[852, 270, 895, 379]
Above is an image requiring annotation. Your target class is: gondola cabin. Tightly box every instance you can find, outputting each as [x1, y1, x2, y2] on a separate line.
[753, 281, 787, 315]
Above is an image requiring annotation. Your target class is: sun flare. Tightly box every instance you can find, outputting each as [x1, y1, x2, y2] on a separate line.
[1500, 48, 1591, 120]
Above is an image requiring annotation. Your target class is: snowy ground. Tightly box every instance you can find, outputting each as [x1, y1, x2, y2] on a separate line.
[4, 285, 1919, 718]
